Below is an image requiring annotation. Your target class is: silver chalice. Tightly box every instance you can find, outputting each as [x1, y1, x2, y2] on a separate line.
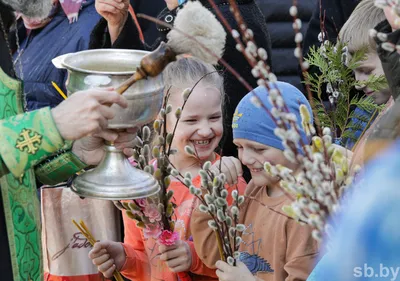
[53, 49, 164, 200]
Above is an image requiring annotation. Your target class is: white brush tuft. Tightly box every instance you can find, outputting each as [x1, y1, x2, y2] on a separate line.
[167, 1, 227, 65]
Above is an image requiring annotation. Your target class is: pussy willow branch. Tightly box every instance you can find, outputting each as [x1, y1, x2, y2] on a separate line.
[136, 13, 276, 123]
[206, 0, 256, 68]
[219, 1, 317, 160]
[217, 0, 344, 234]
[138, 12, 308, 170]
[319, 0, 327, 41]
[152, 65, 236, 259]
[165, 71, 218, 156]
[161, 84, 204, 186]
[193, 166, 236, 259]
[224, 0, 296, 116]
[196, 3, 309, 172]
[204, 1, 319, 180]
[290, 1, 340, 196]
[244, 195, 309, 224]
[205, 1, 279, 108]
[292, 0, 322, 134]
[232, 184, 239, 254]
[139, 4, 333, 224]
[156, 86, 174, 232]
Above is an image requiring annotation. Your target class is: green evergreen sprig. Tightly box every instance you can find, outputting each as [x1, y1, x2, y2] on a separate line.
[304, 41, 386, 145]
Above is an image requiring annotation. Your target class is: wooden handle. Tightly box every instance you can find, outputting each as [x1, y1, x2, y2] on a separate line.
[116, 70, 144, 95]
[115, 42, 177, 95]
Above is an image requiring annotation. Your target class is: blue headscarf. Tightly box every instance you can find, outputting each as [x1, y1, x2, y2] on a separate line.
[232, 82, 313, 151]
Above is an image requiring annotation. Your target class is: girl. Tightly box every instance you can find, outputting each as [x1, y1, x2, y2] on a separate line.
[191, 82, 319, 281]
[92, 0, 272, 173]
[89, 57, 247, 281]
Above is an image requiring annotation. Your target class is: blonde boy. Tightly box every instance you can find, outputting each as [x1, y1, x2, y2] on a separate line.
[340, 0, 390, 105]
[339, 0, 393, 165]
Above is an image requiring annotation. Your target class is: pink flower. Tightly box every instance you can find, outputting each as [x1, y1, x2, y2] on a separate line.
[143, 223, 162, 239]
[135, 198, 147, 208]
[158, 230, 180, 246]
[143, 204, 162, 223]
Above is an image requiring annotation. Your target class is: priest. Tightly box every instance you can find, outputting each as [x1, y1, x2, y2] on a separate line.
[0, 1, 135, 280]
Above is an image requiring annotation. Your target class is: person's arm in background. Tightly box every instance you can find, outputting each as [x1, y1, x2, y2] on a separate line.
[96, 0, 129, 44]
[374, 18, 400, 101]
[365, 14, 400, 148]
[90, 0, 145, 50]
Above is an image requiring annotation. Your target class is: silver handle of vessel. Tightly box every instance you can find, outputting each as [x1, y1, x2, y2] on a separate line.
[51, 53, 71, 69]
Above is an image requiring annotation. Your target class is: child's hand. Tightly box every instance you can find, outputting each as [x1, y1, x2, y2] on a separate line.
[215, 261, 256, 281]
[89, 241, 126, 278]
[159, 240, 192, 273]
[211, 157, 243, 185]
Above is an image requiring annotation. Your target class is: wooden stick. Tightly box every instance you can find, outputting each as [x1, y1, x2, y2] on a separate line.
[214, 230, 226, 262]
[116, 67, 146, 95]
[72, 220, 124, 281]
[115, 72, 141, 95]
[115, 42, 176, 95]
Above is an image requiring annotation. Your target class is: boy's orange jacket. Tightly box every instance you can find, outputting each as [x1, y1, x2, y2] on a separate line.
[191, 182, 319, 281]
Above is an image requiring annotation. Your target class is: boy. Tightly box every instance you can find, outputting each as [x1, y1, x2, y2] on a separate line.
[338, 0, 393, 165]
[191, 82, 319, 281]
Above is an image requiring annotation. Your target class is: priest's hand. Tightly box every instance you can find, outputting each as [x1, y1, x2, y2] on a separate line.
[72, 128, 137, 166]
[89, 241, 126, 278]
[95, 0, 130, 43]
[51, 88, 128, 142]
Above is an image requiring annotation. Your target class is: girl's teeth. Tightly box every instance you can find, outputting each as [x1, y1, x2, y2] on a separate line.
[195, 140, 210, 145]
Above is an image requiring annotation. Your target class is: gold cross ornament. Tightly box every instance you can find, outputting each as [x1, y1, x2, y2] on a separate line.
[15, 129, 42, 155]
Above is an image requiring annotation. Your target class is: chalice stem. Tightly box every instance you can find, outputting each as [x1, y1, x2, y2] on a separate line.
[105, 129, 125, 146]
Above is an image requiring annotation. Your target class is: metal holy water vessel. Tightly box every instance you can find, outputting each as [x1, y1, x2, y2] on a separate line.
[53, 49, 163, 200]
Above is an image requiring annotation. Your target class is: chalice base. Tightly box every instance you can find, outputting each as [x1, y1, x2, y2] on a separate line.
[71, 144, 160, 200]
